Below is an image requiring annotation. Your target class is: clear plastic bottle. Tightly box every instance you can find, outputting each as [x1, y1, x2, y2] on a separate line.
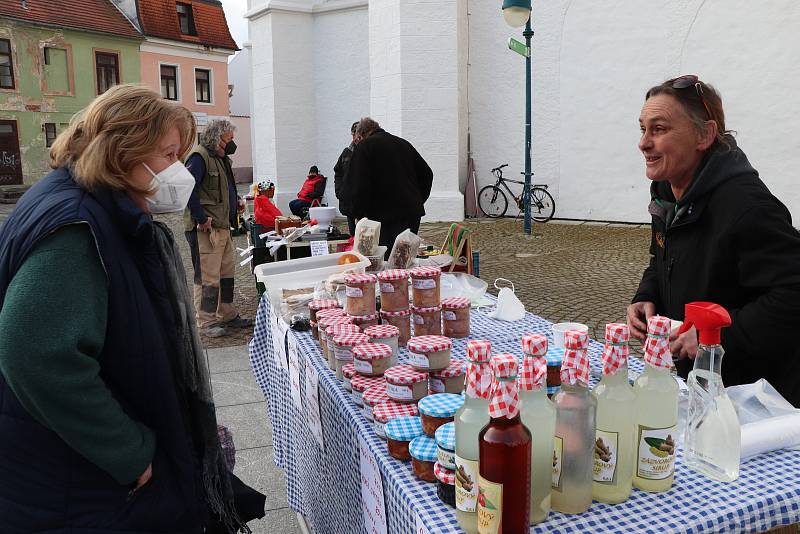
[633, 315, 679, 493]
[680, 302, 740, 482]
[592, 323, 636, 504]
[455, 340, 492, 534]
[519, 334, 555, 525]
[552, 330, 596, 515]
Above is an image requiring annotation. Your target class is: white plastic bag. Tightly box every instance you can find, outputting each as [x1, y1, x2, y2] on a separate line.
[354, 218, 381, 256]
[487, 278, 525, 322]
[440, 273, 488, 306]
[727, 379, 800, 461]
[387, 229, 421, 270]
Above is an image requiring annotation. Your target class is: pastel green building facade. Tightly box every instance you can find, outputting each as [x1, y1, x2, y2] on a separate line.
[0, 19, 141, 184]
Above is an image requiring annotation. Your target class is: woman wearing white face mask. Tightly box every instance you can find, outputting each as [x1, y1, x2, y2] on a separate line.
[0, 85, 264, 532]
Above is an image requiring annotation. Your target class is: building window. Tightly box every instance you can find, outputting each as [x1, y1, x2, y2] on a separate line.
[95, 52, 119, 94]
[176, 3, 197, 35]
[0, 39, 14, 89]
[160, 65, 178, 100]
[44, 123, 57, 147]
[42, 46, 71, 94]
[195, 68, 211, 103]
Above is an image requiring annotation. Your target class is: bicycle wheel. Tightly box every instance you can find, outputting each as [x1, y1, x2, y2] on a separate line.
[531, 187, 555, 222]
[478, 185, 509, 218]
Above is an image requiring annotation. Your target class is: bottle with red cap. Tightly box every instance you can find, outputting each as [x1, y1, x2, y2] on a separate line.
[679, 301, 740, 482]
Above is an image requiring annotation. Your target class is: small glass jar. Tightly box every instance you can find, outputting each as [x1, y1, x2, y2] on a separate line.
[434, 422, 456, 470]
[409, 435, 438, 482]
[362, 383, 390, 422]
[434, 462, 456, 506]
[380, 308, 412, 346]
[441, 296, 471, 338]
[429, 360, 466, 394]
[331, 332, 370, 379]
[317, 312, 350, 361]
[384, 364, 428, 403]
[373, 401, 419, 440]
[411, 305, 442, 337]
[341, 363, 356, 391]
[352, 343, 393, 377]
[350, 374, 384, 407]
[344, 273, 377, 316]
[418, 393, 464, 437]
[546, 346, 565, 395]
[410, 266, 441, 308]
[407, 335, 452, 372]
[325, 323, 360, 370]
[308, 298, 340, 338]
[385, 416, 424, 461]
[349, 312, 379, 332]
[377, 269, 410, 312]
[364, 324, 400, 362]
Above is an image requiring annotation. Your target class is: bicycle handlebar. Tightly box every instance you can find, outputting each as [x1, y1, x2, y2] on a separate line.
[491, 163, 509, 173]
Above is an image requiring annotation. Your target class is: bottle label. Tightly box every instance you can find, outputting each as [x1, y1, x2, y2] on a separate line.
[408, 351, 430, 369]
[345, 286, 363, 298]
[374, 420, 385, 438]
[593, 429, 619, 484]
[636, 424, 677, 480]
[438, 447, 456, 470]
[552, 436, 563, 490]
[362, 403, 373, 420]
[443, 310, 457, 321]
[386, 382, 412, 401]
[413, 278, 436, 290]
[334, 346, 353, 361]
[353, 358, 373, 374]
[379, 282, 395, 293]
[429, 377, 445, 393]
[455, 456, 479, 513]
[413, 314, 424, 325]
[477, 475, 502, 534]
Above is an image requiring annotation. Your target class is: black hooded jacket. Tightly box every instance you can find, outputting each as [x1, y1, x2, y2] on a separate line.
[633, 139, 800, 407]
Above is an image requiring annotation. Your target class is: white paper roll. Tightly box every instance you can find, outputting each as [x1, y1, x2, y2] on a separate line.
[740, 413, 800, 461]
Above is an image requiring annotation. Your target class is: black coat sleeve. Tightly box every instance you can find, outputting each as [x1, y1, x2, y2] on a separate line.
[722, 203, 800, 364]
[411, 144, 433, 202]
[632, 224, 662, 309]
[333, 148, 350, 200]
[348, 145, 370, 219]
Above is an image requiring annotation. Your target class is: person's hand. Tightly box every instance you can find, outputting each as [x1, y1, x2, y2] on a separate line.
[134, 463, 152, 491]
[670, 325, 698, 361]
[197, 217, 213, 232]
[627, 301, 656, 341]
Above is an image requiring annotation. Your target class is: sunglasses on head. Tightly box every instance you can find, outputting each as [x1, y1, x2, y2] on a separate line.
[669, 74, 714, 122]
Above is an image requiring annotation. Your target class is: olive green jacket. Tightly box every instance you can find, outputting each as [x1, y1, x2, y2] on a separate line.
[183, 145, 233, 231]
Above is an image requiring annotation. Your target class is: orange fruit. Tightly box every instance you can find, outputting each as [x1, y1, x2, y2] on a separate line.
[337, 253, 360, 265]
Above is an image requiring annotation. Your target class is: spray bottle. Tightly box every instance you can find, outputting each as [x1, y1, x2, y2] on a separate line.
[678, 301, 740, 482]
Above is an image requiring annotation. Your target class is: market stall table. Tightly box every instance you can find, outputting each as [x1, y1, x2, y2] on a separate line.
[248, 294, 800, 534]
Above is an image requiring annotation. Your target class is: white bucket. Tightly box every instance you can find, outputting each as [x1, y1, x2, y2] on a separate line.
[551, 322, 589, 348]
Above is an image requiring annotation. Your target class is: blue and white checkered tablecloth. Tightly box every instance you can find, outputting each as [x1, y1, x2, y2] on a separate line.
[249, 294, 800, 534]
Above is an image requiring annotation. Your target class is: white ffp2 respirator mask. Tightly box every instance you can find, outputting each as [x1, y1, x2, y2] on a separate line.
[143, 161, 196, 214]
[488, 278, 526, 322]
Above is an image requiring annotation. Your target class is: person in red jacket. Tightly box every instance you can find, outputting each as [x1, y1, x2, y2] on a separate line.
[289, 165, 326, 217]
[254, 181, 282, 229]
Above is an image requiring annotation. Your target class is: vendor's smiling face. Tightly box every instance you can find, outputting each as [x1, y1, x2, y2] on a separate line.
[638, 94, 707, 188]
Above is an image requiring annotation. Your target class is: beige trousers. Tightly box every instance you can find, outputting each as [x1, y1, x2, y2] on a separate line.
[193, 227, 238, 328]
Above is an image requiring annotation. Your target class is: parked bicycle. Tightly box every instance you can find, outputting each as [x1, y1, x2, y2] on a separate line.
[477, 164, 556, 222]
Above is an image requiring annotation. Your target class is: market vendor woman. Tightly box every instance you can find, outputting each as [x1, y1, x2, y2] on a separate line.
[627, 75, 800, 407]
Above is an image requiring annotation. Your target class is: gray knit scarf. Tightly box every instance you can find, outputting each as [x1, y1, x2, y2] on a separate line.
[152, 221, 248, 533]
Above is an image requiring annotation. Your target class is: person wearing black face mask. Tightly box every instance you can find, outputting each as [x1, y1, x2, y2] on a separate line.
[183, 120, 253, 338]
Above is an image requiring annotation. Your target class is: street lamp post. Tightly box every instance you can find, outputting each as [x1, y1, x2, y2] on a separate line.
[502, 0, 534, 235]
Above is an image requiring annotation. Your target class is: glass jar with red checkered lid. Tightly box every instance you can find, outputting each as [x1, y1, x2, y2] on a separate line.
[344, 272, 377, 316]
[407, 335, 452, 372]
[441, 296, 471, 338]
[308, 298, 340, 336]
[411, 305, 442, 337]
[331, 331, 369, 380]
[410, 265, 441, 307]
[377, 268, 410, 311]
[364, 323, 400, 361]
[380, 308, 412, 346]
[348, 311, 379, 332]
[429, 360, 466, 394]
[350, 374, 384, 407]
[353, 342, 393, 377]
[362, 382, 390, 422]
[373, 401, 419, 440]
[384, 364, 428, 404]
[324, 322, 360, 370]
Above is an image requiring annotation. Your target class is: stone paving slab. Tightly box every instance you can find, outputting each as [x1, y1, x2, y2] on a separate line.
[215, 401, 272, 448]
[211, 370, 265, 407]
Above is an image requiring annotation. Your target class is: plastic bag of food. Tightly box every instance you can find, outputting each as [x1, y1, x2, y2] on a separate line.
[387, 228, 421, 270]
[354, 218, 381, 256]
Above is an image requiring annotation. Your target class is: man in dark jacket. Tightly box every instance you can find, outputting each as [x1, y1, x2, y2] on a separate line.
[348, 117, 433, 253]
[629, 75, 800, 407]
[334, 121, 359, 235]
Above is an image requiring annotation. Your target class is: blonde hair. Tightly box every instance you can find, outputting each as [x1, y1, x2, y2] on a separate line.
[50, 84, 196, 194]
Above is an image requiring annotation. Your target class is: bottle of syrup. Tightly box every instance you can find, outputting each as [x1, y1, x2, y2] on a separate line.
[478, 353, 532, 534]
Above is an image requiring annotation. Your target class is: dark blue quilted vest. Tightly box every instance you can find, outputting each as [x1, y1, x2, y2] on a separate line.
[0, 167, 205, 533]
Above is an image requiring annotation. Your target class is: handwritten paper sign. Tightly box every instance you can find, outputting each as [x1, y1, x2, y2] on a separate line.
[272, 315, 289, 372]
[287, 335, 303, 410]
[310, 239, 329, 257]
[304, 364, 324, 451]
[414, 512, 432, 534]
[359, 435, 388, 534]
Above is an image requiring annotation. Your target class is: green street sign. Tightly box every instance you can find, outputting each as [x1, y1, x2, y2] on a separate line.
[508, 37, 529, 58]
